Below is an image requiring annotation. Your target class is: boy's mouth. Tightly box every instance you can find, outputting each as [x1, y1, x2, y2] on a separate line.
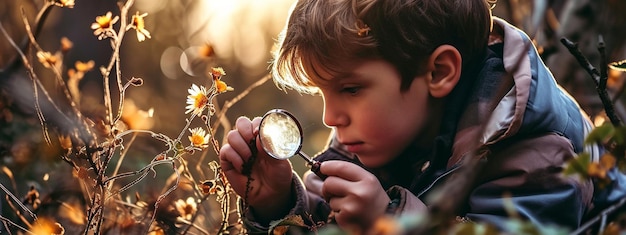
[341, 141, 364, 153]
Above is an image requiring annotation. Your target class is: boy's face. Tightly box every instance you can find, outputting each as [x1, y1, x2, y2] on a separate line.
[314, 59, 434, 167]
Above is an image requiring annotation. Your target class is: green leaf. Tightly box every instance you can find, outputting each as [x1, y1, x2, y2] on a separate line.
[563, 153, 590, 178]
[612, 126, 626, 145]
[609, 60, 626, 72]
[585, 123, 614, 145]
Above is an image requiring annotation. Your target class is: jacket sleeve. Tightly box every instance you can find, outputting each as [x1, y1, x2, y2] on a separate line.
[464, 133, 593, 230]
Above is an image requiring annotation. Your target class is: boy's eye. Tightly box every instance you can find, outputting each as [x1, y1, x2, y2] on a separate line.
[341, 86, 360, 95]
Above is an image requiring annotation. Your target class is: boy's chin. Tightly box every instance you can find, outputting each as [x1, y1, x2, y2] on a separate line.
[357, 155, 392, 168]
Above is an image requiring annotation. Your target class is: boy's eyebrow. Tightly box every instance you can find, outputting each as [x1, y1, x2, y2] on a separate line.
[315, 70, 352, 81]
[334, 72, 354, 80]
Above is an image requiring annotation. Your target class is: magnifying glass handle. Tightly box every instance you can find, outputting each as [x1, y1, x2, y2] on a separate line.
[298, 152, 327, 180]
[309, 161, 328, 180]
[242, 137, 258, 175]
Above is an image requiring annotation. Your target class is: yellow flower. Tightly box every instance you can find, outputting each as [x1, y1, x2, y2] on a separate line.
[216, 80, 233, 93]
[185, 84, 209, 115]
[188, 127, 210, 148]
[52, 0, 74, 8]
[130, 12, 151, 42]
[37, 51, 58, 68]
[210, 67, 226, 81]
[174, 197, 197, 220]
[91, 12, 119, 39]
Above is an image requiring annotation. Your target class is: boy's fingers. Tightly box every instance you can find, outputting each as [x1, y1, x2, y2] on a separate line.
[319, 160, 364, 182]
[303, 171, 323, 195]
[226, 129, 253, 162]
[235, 116, 256, 142]
[321, 175, 353, 200]
[219, 144, 244, 173]
[218, 149, 252, 194]
[251, 116, 262, 130]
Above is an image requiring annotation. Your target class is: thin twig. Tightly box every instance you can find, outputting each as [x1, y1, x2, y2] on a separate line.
[2, 219, 15, 235]
[0, 21, 74, 143]
[102, 0, 134, 126]
[21, 7, 81, 117]
[0, 1, 53, 74]
[560, 37, 622, 126]
[107, 132, 138, 191]
[0, 215, 35, 235]
[570, 197, 626, 235]
[0, 184, 37, 221]
[211, 73, 272, 135]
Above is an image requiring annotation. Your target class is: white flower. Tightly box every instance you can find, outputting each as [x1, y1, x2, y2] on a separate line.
[185, 84, 209, 115]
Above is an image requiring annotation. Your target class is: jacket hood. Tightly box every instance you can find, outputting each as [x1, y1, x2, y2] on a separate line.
[449, 17, 587, 167]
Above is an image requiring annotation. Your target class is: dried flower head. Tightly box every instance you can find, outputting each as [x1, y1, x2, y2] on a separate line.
[201, 179, 224, 195]
[91, 12, 119, 40]
[147, 224, 165, 235]
[174, 197, 197, 220]
[58, 135, 72, 150]
[188, 127, 210, 148]
[24, 185, 41, 209]
[129, 12, 151, 42]
[60, 37, 73, 53]
[37, 51, 58, 68]
[52, 0, 74, 8]
[200, 43, 215, 58]
[210, 67, 226, 81]
[75, 60, 95, 73]
[216, 80, 233, 93]
[185, 84, 209, 115]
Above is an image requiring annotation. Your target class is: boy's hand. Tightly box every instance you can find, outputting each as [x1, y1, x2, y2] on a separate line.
[320, 160, 390, 231]
[219, 116, 294, 220]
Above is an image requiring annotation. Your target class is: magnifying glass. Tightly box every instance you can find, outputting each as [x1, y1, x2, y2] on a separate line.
[256, 109, 327, 179]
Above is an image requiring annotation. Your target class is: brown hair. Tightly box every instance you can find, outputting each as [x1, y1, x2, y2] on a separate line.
[272, 0, 494, 94]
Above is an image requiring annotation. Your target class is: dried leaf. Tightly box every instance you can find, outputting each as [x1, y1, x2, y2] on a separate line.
[269, 215, 306, 234]
[600, 154, 617, 169]
[612, 126, 626, 145]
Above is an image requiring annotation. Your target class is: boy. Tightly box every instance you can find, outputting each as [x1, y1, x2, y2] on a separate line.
[219, 0, 598, 233]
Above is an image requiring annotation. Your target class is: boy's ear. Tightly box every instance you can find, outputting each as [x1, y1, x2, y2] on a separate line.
[424, 45, 462, 98]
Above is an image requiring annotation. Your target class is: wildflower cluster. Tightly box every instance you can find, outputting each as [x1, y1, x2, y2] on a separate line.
[0, 1, 249, 234]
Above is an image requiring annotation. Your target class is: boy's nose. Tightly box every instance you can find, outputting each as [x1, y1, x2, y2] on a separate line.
[322, 103, 348, 127]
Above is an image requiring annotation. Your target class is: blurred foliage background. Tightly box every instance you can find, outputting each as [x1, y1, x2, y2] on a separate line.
[0, 0, 330, 181]
[0, 0, 626, 234]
